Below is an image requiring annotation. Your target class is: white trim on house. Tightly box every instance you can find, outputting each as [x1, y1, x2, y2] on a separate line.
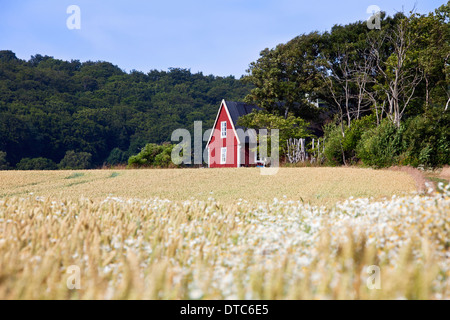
[224, 100, 241, 145]
[206, 99, 242, 147]
[207, 147, 210, 168]
[237, 144, 241, 168]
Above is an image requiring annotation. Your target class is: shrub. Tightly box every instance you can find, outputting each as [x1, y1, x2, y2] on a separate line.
[323, 115, 377, 165]
[323, 123, 345, 166]
[0, 151, 9, 170]
[128, 144, 164, 167]
[324, 111, 448, 168]
[153, 144, 176, 167]
[128, 143, 178, 168]
[400, 110, 450, 167]
[106, 148, 129, 166]
[356, 119, 404, 168]
[58, 151, 92, 170]
[16, 157, 57, 170]
[237, 110, 312, 158]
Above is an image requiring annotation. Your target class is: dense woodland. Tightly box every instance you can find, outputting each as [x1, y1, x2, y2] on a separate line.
[243, 4, 449, 168]
[0, 3, 449, 169]
[0, 53, 252, 168]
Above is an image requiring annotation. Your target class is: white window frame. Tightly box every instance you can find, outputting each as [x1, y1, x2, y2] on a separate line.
[220, 147, 227, 164]
[221, 121, 227, 138]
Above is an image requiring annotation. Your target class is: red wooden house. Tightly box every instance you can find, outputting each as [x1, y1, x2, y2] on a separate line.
[206, 100, 261, 168]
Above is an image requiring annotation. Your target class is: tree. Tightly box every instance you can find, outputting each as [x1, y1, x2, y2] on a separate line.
[237, 111, 312, 158]
[0, 151, 9, 170]
[410, 3, 450, 110]
[0, 52, 252, 168]
[318, 16, 394, 130]
[369, 14, 423, 127]
[128, 143, 178, 168]
[319, 21, 369, 129]
[244, 32, 323, 120]
[16, 157, 57, 170]
[106, 148, 129, 166]
[0, 50, 18, 62]
[58, 151, 92, 170]
[319, 47, 356, 131]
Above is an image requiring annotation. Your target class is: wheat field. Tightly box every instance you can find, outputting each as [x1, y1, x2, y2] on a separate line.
[0, 168, 417, 205]
[0, 168, 448, 300]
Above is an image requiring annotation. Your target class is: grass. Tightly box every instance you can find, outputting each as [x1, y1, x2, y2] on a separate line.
[109, 172, 120, 178]
[428, 177, 450, 193]
[0, 168, 417, 206]
[65, 173, 85, 179]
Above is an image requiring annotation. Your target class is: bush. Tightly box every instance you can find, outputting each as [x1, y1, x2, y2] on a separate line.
[356, 120, 404, 168]
[58, 151, 92, 170]
[128, 143, 178, 168]
[323, 123, 345, 166]
[106, 148, 129, 166]
[154, 145, 176, 167]
[400, 110, 450, 167]
[237, 110, 312, 158]
[16, 157, 57, 170]
[323, 115, 377, 165]
[0, 151, 9, 170]
[325, 111, 449, 169]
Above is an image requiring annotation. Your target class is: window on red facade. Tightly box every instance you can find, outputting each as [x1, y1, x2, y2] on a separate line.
[220, 147, 227, 164]
[221, 121, 227, 138]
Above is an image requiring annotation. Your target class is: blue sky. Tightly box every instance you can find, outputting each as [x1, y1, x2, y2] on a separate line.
[0, 0, 445, 77]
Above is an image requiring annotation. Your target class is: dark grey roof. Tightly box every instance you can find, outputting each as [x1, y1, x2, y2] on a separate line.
[224, 101, 261, 129]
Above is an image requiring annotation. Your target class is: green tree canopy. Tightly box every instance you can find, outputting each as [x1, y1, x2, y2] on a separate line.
[0, 54, 252, 169]
[16, 157, 57, 170]
[238, 111, 312, 157]
[58, 151, 92, 170]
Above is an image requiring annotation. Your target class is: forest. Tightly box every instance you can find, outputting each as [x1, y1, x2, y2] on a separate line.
[0, 3, 449, 169]
[243, 4, 449, 168]
[0, 53, 252, 169]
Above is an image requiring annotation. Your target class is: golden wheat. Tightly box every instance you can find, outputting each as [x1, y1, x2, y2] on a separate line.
[0, 168, 416, 205]
[0, 183, 448, 300]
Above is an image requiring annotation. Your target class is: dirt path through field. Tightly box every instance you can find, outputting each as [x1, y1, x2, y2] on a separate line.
[439, 166, 450, 180]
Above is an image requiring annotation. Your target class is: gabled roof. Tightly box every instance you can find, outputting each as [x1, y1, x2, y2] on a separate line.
[224, 101, 261, 129]
[206, 100, 261, 147]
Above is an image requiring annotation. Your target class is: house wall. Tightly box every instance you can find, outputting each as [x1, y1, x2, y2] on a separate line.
[242, 142, 258, 167]
[208, 103, 238, 168]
